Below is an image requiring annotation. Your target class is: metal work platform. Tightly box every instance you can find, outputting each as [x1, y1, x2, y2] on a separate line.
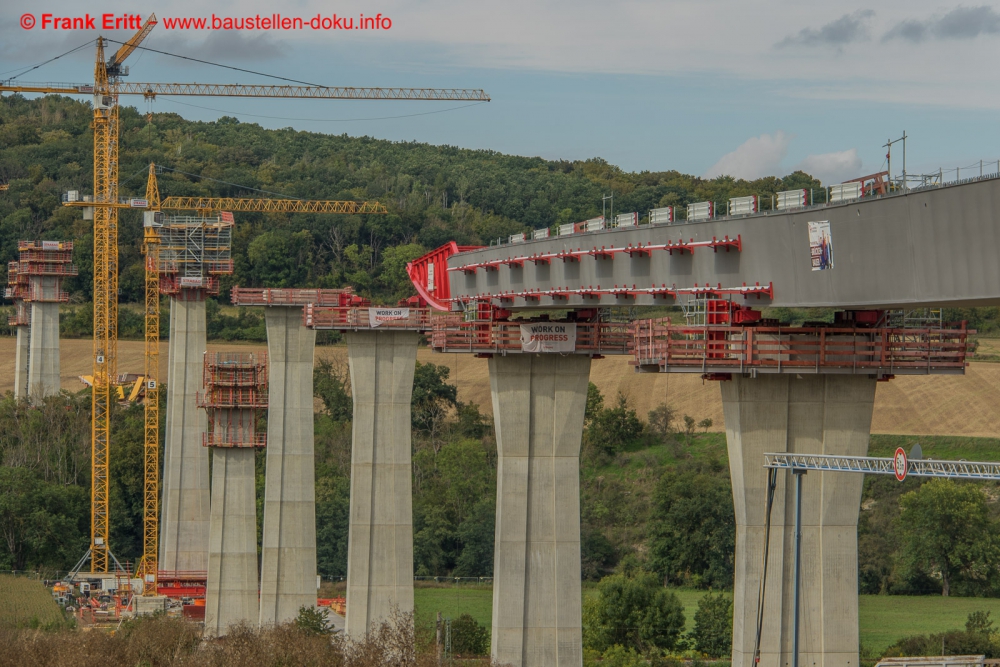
[230, 286, 360, 307]
[157, 213, 233, 295]
[430, 316, 631, 356]
[197, 351, 268, 448]
[303, 305, 442, 331]
[631, 319, 972, 377]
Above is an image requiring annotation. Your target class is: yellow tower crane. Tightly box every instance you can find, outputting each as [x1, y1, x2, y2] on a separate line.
[66, 164, 389, 595]
[4, 16, 488, 583]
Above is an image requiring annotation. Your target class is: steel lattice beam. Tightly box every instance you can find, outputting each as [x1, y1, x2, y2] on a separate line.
[764, 452, 1000, 481]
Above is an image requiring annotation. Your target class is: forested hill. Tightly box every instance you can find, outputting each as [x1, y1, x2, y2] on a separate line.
[0, 93, 822, 303]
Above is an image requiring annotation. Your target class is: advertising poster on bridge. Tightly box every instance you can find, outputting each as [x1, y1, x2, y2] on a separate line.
[369, 307, 409, 327]
[808, 221, 834, 270]
[520, 322, 577, 353]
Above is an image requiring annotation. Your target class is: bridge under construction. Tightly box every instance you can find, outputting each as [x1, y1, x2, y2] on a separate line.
[16, 162, 993, 664]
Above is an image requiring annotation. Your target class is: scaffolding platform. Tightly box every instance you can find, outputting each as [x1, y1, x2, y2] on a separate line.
[197, 351, 267, 448]
[155, 214, 233, 295]
[630, 319, 973, 377]
[303, 305, 441, 331]
[230, 286, 361, 307]
[430, 316, 631, 356]
[5, 240, 77, 304]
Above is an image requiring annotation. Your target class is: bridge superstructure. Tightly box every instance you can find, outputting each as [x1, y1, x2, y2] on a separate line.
[420, 176, 1000, 312]
[395, 176, 992, 667]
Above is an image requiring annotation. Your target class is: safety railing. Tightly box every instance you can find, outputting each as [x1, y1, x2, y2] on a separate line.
[431, 319, 632, 354]
[231, 286, 355, 306]
[202, 432, 267, 448]
[196, 388, 268, 409]
[631, 319, 972, 375]
[303, 305, 449, 330]
[203, 352, 268, 387]
[14, 261, 78, 276]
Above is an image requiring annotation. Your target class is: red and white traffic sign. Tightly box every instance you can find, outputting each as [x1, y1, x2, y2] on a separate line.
[893, 447, 908, 481]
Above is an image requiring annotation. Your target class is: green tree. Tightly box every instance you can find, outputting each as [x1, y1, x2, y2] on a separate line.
[647, 404, 675, 439]
[586, 393, 643, 455]
[648, 464, 735, 589]
[585, 382, 604, 422]
[691, 591, 733, 658]
[411, 362, 459, 444]
[453, 497, 495, 577]
[898, 479, 999, 596]
[583, 570, 686, 654]
[313, 358, 352, 422]
[246, 229, 312, 287]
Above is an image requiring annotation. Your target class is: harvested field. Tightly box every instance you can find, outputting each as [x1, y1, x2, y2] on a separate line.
[0, 575, 64, 628]
[6, 337, 1000, 438]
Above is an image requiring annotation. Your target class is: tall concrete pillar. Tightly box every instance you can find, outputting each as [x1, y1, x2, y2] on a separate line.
[27, 300, 60, 399]
[159, 296, 210, 572]
[723, 374, 876, 667]
[259, 306, 317, 625]
[344, 330, 418, 637]
[13, 323, 29, 400]
[488, 354, 591, 667]
[204, 447, 259, 636]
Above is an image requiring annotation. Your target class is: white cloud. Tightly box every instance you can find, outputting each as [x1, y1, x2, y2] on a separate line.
[794, 149, 863, 185]
[702, 131, 791, 180]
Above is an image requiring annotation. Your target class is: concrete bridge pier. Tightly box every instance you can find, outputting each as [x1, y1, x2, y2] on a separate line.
[723, 374, 876, 667]
[204, 447, 259, 635]
[259, 306, 318, 625]
[160, 294, 210, 573]
[344, 330, 418, 637]
[13, 322, 29, 400]
[488, 354, 591, 667]
[27, 298, 60, 399]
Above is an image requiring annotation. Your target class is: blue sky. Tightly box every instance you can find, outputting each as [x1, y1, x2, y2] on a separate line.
[3, 1, 1000, 184]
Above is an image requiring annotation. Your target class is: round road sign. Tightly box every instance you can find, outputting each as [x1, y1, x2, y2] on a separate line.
[893, 447, 908, 482]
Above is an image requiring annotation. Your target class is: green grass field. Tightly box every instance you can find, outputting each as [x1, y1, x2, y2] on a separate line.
[0, 574, 65, 629]
[414, 586, 998, 657]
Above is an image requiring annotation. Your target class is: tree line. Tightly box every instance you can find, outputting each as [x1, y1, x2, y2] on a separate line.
[0, 93, 824, 306]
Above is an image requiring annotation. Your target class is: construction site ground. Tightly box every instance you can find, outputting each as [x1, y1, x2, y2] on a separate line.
[4, 337, 1000, 438]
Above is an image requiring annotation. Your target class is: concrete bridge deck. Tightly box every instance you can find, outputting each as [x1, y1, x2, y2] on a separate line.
[438, 176, 1000, 311]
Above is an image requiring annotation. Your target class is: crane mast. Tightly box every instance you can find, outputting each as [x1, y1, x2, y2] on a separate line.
[11, 20, 487, 587]
[139, 164, 161, 594]
[90, 35, 118, 575]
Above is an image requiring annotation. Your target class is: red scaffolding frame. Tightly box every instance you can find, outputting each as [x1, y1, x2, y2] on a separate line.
[630, 318, 973, 377]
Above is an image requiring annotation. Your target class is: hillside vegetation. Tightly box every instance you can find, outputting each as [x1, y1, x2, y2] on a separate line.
[0, 93, 824, 306]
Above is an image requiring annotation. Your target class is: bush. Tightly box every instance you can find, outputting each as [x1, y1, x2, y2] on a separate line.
[691, 591, 733, 658]
[451, 613, 489, 656]
[586, 393, 643, 455]
[295, 605, 332, 635]
[583, 570, 686, 654]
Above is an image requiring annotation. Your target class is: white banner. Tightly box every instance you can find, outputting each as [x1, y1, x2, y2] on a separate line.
[369, 307, 410, 327]
[808, 221, 834, 271]
[520, 322, 576, 353]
